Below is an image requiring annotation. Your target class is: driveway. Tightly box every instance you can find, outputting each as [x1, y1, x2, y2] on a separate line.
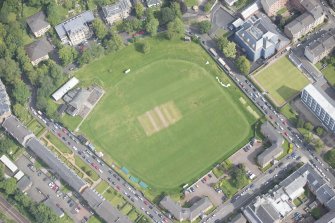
[229, 141, 263, 176]
[16, 155, 92, 223]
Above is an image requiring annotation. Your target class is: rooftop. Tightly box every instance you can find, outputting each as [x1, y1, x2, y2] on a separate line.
[0, 79, 11, 118]
[305, 29, 335, 58]
[26, 137, 88, 193]
[44, 198, 64, 217]
[26, 11, 50, 33]
[2, 115, 34, 146]
[55, 11, 94, 39]
[17, 176, 32, 192]
[102, 0, 131, 17]
[25, 38, 53, 61]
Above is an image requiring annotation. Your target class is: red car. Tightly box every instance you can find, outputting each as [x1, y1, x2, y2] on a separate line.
[143, 200, 148, 205]
[57, 133, 62, 137]
[283, 132, 288, 137]
[269, 115, 273, 119]
[91, 163, 99, 170]
[116, 185, 120, 190]
[62, 128, 67, 133]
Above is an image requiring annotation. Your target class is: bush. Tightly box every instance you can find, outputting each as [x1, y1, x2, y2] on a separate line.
[198, 21, 211, 34]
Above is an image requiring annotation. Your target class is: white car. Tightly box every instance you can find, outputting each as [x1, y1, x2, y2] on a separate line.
[72, 146, 78, 151]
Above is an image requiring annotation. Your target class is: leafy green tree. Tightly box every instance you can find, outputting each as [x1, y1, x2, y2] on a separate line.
[13, 104, 31, 124]
[105, 32, 124, 52]
[166, 18, 184, 40]
[198, 21, 211, 34]
[58, 46, 78, 66]
[316, 127, 325, 136]
[171, 2, 182, 18]
[135, 3, 145, 18]
[304, 122, 314, 131]
[46, 2, 63, 25]
[12, 80, 30, 105]
[324, 149, 335, 168]
[14, 192, 32, 208]
[92, 19, 107, 40]
[230, 166, 248, 188]
[30, 204, 58, 223]
[217, 35, 229, 51]
[78, 50, 92, 67]
[0, 57, 21, 84]
[145, 17, 159, 36]
[297, 117, 305, 128]
[204, 2, 212, 12]
[0, 178, 17, 195]
[160, 7, 175, 25]
[313, 139, 324, 153]
[236, 56, 250, 75]
[141, 41, 150, 54]
[223, 41, 236, 58]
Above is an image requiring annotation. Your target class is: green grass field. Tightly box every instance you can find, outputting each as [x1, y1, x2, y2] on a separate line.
[70, 38, 259, 192]
[316, 62, 335, 87]
[254, 56, 309, 107]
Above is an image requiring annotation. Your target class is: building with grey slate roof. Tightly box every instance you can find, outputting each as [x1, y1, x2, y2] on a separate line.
[235, 12, 289, 61]
[55, 11, 94, 46]
[261, 0, 289, 17]
[229, 213, 247, 223]
[305, 29, 335, 64]
[160, 196, 212, 222]
[284, 0, 325, 41]
[82, 188, 132, 223]
[26, 137, 88, 193]
[26, 11, 51, 37]
[257, 122, 284, 168]
[17, 176, 32, 193]
[0, 80, 11, 123]
[25, 38, 53, 66]
[146, 0, 161, 7]
[315, 211, 335, 223]
[44, 198, 64, 218]
[102, 0, 132, 24]
[243, 163, 335, 223]
[2, 116, 34, 146]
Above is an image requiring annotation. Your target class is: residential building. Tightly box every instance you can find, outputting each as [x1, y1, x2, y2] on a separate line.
[225, 0, 238, 6]
[260, 0, 289, 16]
[146, 0, 161, 7]
[44, 198, 64, 218]
[26, 11, 51, 37]
[0, 79, 11, 123]
[257, 122, 284, 168]
[102, 0, 132, 24]
[315, 211, 335, 223]
[301, 83, 335, 133]
[235, 12, 289, 61]
[305, 29, 335, 64]
[25, 38, 53, 66]
[17, 176, 32, 193]
[284, 0, 325, 41]
[240, 1, 262, 19]
[243, 164, 335, 223]
[55, 11, 94, 45]
[229, 213, 247, 223]
[160, 196, 213, 222]
[2, 116, 34, 146]
[52, 77, 80, 101]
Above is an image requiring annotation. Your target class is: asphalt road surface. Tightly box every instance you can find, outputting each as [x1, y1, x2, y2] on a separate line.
[198, 43, 335, 222]
[31, 109, 170, 223]
[0, 195, 30, 223]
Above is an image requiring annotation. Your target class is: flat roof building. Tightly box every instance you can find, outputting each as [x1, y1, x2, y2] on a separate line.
[44, 198, 65, 218]
[305, 29, 335, 64]
[55, 11, 94, 46]
[301, 83, 335, 133]
[17, 176, 32, 193]
[257, 122, 284, 168]
[243, 163, 335, 223]
[0, 155, 18, 173]
[52, 77, 79, 101]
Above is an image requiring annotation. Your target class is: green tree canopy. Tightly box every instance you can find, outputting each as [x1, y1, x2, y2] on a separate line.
[58, 46, 78, 66]
[236, 56, 250, 75]
[92, 19, 107, 40]
[135, 3, 145, 18]
[145, 17, 159, 36]
[12, 80, 30, 105]
[160, 7, 176, 25]
[166, 18, 184, 40]
[198, 21, 211, 34]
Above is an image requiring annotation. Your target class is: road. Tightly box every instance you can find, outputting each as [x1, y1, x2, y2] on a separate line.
[197, 38, 335, 222]
[0, 194, 30, 223]
[31, 109, 170, 223]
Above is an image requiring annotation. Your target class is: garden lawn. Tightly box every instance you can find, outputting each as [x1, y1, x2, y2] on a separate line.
[254, 56, 309, 107]
[45, 132, 73, 154]
[74, 156, 99, 181]
[71, 38, 259, 192]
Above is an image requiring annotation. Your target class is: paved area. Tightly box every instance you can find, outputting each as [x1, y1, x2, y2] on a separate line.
[211, 6, 235, 30]
[229, 141, 263, 176]
[16, 155, 91, 223]
[0, 195, 30, 223]
[183, 173, 223, 206]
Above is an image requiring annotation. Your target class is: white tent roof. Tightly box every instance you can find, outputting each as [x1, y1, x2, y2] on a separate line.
[0, 155, 18, 173]
[52, 77, 79, 101]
